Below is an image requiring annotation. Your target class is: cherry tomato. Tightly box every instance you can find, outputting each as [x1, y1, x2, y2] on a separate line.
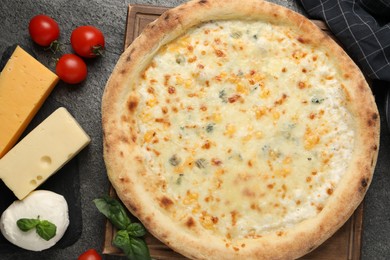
[78, 249, 102, 260]
[56, 54, 87, 84]
[71, 26, 105, 58]
[28, 15, 60, 46]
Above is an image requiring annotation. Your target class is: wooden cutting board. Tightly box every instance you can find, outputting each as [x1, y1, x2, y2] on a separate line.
[103, 4, 364, 259]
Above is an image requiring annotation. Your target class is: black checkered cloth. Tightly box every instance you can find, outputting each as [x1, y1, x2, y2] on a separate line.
[300, 0, 390, 82]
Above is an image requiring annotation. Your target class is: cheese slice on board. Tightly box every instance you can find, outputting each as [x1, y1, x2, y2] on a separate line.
[0, 45, 59, 158]
[0, 107, 90, 199]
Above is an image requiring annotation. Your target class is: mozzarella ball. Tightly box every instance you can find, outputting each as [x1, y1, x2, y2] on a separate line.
[0, 190, 69, 251]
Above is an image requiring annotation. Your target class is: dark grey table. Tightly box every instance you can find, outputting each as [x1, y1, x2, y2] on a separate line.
[0, 0, 389, 259]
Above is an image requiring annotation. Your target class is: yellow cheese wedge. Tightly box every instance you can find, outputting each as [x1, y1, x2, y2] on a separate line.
[0, 107, 90, 199]
[0, 46, 59, 158]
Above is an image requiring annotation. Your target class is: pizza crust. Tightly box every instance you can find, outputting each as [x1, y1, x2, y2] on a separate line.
[102, 0, 380, 259]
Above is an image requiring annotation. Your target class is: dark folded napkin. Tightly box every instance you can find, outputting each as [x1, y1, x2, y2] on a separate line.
[300, 0, 390, 128]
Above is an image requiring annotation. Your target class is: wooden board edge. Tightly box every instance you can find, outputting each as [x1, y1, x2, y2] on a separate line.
[124, 4, 168, 51]
[350, 204, 363, 260]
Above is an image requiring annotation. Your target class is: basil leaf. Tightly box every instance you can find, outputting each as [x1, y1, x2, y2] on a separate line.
[94, 196, 131, 230]
[17, 218, 40, 232]
[108, 206, 131, 230]
[129, 237, 152, 260]
[95, 196, 151, 259]
[93, 197, 111, 218]
[113, 230, 135, 259]
[127, 222, 146, 237]
[36, 220, 57, 241]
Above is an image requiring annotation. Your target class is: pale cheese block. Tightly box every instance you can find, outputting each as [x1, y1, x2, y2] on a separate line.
[0, 107, 90, 199]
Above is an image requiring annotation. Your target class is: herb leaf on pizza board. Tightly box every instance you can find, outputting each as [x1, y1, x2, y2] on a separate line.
[93, 197, 151, 259]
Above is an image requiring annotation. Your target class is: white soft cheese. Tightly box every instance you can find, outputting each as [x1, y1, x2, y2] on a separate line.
[0, 190, 69, 251]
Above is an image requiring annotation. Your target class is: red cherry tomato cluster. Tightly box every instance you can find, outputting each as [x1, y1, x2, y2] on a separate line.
[28, 14, 105, 84]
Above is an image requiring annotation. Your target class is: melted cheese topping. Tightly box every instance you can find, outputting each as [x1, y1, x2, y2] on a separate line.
[134, 20, 354, 239]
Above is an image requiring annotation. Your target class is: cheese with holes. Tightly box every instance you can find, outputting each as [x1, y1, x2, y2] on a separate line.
[0, 46, 59, 158]
[0, 107, 90, 199]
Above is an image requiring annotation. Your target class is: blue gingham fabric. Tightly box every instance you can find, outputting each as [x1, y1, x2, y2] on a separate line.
[300, 0, 390, 82]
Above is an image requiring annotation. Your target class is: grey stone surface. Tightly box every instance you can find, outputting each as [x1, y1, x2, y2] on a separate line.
[0, 0, 388, 259]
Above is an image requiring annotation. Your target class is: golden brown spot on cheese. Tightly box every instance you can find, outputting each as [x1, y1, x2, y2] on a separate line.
[201, 140, 211, 149]
[231, 211, 238, 226]
[147, 87, 155, 94]
[161, 106, 168, 114]
[247, 160, 253, 167]
[327, 188, 333, 195]
[168, 86, 176, 94]
[282, 67, 287, 72]
[267, 183, 275, 189]
[277, 231, 284, 236]
[211, 158, 223, 166]
[200, 105, 207, 111]
[164, 74, 171, 86]
[155, 118, 171, 127]
[233, 247, 240, 252]
[198, 0, 208, 4]
[215, 49, 225, 57]
[188, 56, 197, 63]
[228, 94, 241, 103]
[298, 81, 306, 89]
[274, 94, 288, 106]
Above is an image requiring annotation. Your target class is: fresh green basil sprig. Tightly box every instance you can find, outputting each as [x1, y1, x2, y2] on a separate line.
[17, 216, 57, 241]
[93, 196, 151, 260]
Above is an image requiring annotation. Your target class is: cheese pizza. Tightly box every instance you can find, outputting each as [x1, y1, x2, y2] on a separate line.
[102, 0, 380, 259]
